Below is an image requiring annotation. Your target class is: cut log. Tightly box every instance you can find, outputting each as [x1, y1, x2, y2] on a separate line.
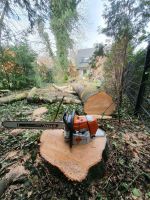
[73, 83, 116, 115]
[27, 87, 81, 104]
[0, 92, 28, 105]
[40, 129, 107, 182]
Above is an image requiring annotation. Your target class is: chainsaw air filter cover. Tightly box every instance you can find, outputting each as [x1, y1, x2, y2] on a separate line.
[73, 115, 98, 136]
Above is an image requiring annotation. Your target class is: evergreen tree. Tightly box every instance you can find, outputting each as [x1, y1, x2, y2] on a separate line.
[50, 0, 81, 72]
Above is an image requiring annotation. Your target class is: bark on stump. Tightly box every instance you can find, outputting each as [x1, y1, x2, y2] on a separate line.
[40, 129, 107, 182]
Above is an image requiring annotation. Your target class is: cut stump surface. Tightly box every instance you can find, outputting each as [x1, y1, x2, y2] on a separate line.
[40, 129, 107, 182]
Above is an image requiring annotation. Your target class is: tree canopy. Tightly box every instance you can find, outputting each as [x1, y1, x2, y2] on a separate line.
[102, 0, 149, 43]
[0, 0, 82, 81]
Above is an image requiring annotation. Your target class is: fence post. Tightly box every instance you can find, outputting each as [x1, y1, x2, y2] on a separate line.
[134, 41, 150, 115]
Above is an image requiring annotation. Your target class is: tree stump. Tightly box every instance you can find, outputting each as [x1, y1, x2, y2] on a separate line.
[40, 129, 107, 182]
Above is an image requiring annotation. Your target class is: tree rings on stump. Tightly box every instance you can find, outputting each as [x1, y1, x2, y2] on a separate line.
[40, 129, 107, 182]
[84, 92, 116, 115]
[72, 84, 116, 115]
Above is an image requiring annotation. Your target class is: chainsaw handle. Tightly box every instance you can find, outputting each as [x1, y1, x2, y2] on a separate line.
[62, 112, 68, 126]
[63, 110, 79, 126]
[63, 110, 79, 148]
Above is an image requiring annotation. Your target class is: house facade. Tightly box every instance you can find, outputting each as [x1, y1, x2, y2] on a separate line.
[76, 48, 94, 76]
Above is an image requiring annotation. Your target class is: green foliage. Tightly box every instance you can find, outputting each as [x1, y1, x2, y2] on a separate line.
[132, 188, 141, 197]
[124, 47, 150, 101]
[89, 43, 104, 68]
[0, 0, 50, 28]
[50, 0, 81, 76]
[101, 0, 149, 105]
[102, 0, 149, 42]
[0, 43, 37, 90]
[140, 0, 150, 19]
[52, 59, 68, 83]
[35, 64, 54, 88]
[127, 48, 146, 83]
[0, 0, 82, 84]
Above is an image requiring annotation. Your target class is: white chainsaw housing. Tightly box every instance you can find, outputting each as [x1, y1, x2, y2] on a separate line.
[64, 130, 91, 145]
[64, 128, 105, 145]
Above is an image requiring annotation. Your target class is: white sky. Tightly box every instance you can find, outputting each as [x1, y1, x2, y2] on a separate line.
[2, 0, 148, 54]
[76, 0, 109, 48]
[3, 0, 110, 54]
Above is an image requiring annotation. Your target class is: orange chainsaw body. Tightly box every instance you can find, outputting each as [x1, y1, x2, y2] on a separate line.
[73, 115, 98, 136]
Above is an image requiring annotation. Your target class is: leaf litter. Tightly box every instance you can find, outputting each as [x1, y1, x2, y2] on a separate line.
[0, 100, 149, 200]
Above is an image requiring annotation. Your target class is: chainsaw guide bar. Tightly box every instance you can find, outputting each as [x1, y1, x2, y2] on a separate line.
[2, 111, 106, 148]
[2, 121, 64, 129]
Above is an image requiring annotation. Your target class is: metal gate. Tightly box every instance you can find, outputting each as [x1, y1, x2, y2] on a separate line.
[125, 42, 150, 129]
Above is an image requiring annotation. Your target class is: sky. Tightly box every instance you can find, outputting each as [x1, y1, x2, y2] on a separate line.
[4, 0, 109, 53]
[2, 0, 148, 54]
[76, 0, 109, 49]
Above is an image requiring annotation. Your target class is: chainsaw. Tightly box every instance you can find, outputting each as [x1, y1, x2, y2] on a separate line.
[2, 111, 105, 148]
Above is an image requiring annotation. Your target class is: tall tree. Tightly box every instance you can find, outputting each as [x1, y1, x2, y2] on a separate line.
[50, 0, 81, 73]
[0, 0, 50, 48]
[0, 0, 82, 82]
[37, 17, 54, 58]
[101, 0, 149, 119]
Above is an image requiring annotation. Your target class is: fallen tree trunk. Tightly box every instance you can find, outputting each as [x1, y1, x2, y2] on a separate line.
[27, 87, 81, 104]
[0, 90, 11, 97]
[0, 86, 81, 105]
[52, 84, 76, 95]
[0, 92, 28, 105]
[73, 83, 116, 115]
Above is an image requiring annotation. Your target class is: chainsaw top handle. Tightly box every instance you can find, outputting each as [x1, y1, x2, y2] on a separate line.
[63, 110, 79, 127]
[63, 110, 79, 148]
